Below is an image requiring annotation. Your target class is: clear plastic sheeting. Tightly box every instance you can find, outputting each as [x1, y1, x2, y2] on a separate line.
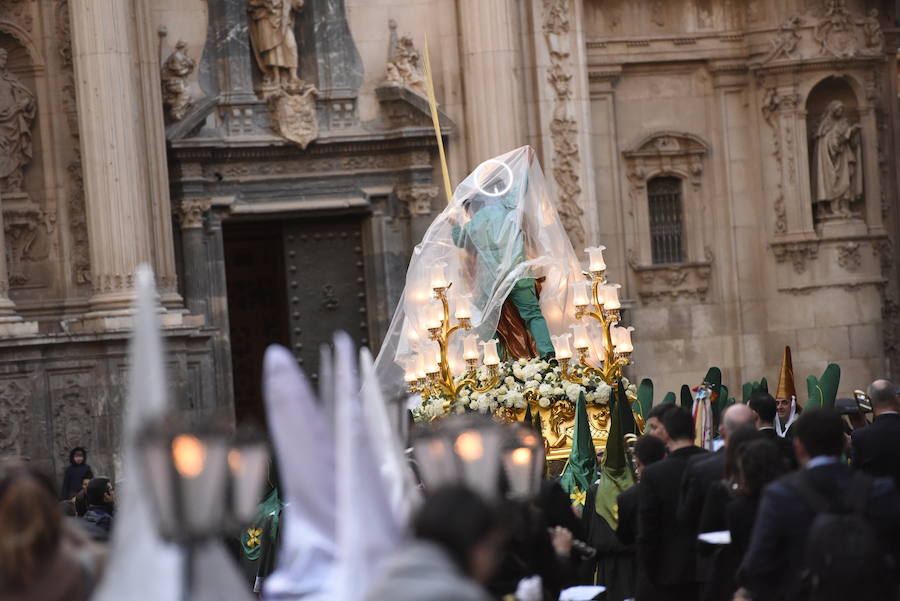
[374, 146, 595, 405]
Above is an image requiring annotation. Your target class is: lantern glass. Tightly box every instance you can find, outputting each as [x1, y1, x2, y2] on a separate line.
[454, 425, 503, 501]
[228, 439, 270, 525]
[502, 425, 545, 500]
[140, 434, 180, 540]
[413, 434, 460, 491]
[176, 433, 229, 538]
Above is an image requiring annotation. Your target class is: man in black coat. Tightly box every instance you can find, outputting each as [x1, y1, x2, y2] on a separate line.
[738, 409, 900, 601]
[851, 379, 900, 490]
[637, 406, 708, 601]
[748, 393, 796, 467]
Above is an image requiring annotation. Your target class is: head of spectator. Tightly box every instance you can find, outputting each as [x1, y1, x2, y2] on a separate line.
[718, 403, 756, 445]
[748, 392, 778, 429]
[724, 427, 764, 485]
[866, 379, 899, 417]
[85, 477, 114, 511]
[735, 439, 788, 498]
[632, 434, 667, 478]
[792, 408, 846, 466]
[660, 405, 695, 451]
[646, 403, 677, 446]
[414, 486, 506, 585]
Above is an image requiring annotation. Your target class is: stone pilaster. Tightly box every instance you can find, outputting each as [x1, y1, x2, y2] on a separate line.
[68, 0, 178, 318]
[0, 198, 37, 335]
[457, 0, 527, 164]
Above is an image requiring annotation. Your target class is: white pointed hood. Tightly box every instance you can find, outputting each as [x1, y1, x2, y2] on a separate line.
[91, 266, 183, 601]
[262, 345, 337, 600]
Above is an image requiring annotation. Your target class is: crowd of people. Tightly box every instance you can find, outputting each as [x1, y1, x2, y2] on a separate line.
[2, 377, 900, 601]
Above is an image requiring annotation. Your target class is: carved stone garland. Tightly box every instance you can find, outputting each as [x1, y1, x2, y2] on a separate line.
[542, 0, 585, 251]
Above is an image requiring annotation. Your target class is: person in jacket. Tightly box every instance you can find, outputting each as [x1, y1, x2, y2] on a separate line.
[60, 447, 93, 501]
[365, 486, 504, 601]
[851, 378, 900, 489]
[80, 478, 114, 541]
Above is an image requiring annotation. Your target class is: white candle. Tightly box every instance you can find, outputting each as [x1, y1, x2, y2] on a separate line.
[404, 354, 419, 382]
[463, 335, 480, 361]
[586, 245, 607, 273]
[572, 280, 590, 308]
[571, 324, 590, 350]
[481, 339, 500, 366]
[454, 294, 473, 320]
[430, 263, 448, 290]
[551, 333, 572, 359]
[604, 283, 622, 310]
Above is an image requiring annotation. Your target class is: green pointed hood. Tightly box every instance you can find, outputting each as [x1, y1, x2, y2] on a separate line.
[594, 381, 636, 529]
[558, 392, 597, 510]
[636, 378, 654, 419]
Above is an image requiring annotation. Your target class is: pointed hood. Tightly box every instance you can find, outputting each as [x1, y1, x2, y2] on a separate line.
[806, 364, 841, 410]
[680, 384, 693, 408]
[330, 334, 403, 600]
[558, 393, 597, 510]
[91, 266, 184, 601]
[775, 346, 797, 402]
[636, 378, 653, 419]
[263, 345, 336, 600]
[594, 381, 636, 529]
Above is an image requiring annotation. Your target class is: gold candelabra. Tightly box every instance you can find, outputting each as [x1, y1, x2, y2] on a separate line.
[405, 277, 501, 403]
[553, 246, 634, 386]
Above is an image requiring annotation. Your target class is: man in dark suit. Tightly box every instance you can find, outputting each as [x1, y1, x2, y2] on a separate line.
[851, 378, 900, 490]
[637, 406, 708, 601]
[738, 409, 900, 601]
[748, 392, 796, 467]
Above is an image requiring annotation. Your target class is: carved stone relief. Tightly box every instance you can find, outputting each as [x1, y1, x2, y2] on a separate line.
[542, 0, 585, 251]
[177, 197, 212, 229]
[0, 0, 33, 33]
[760, 88, 801, 234]
[3, 206, 38, 284]
[627, 249, 712, 302]
[0, 47, 36, 199]
[50, 373, 94, 460]
[268, 85, 319, 148]
[814, 0, 856, 58]
[396, 184, 437, 217]
[0, 377, 29, 457]
[384, 21, 427, 98]
[771, 241, 819, 274]
[762, 16, 802, 63]
[160, 39, 195, 121]
[836, 242, 861, 271]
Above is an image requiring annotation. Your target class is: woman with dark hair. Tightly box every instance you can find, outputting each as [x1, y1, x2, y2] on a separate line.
[727, 439, 788, 557]
[60, 447, 93, 501]
[0, 463, 94, 601]
[364, 486, 505, 601]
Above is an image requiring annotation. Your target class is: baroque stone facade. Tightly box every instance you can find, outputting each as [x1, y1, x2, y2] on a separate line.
[0, 0, 897, 484]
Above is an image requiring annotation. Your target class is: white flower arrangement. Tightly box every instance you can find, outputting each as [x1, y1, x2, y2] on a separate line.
[411, 357, 636, 421]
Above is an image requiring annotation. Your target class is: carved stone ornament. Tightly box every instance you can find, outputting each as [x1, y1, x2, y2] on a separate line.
[160, 39, 196, 121]
[384, 21, 427, 98]
[268, 84, 320, 148]
[859, 9, 884, 54]
[178, 197, 213, 229]
[623, 131, 709, 191]
[0, 47, 36, 198]
[51, 375, 93, 459]
[761, 16, 802, 63]
[771, 241, 819, 274]
[396, 185, 438, 217]
[0, 378, 29, 457]
[836, 242, 861, 271]
[814, 0, 858, 58]
[3, 206, 39, 285]
[627, 251, 713, 303]
[0, 0, 33, 33]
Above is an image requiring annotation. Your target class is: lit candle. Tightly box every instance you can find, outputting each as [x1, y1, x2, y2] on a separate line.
[172, 434, 206, 478]
[454, 294, 473, 320]
[454, 430, 484, 461]
[430, 263, 449, 290]
[551, 333, 572, 359]
[571, 324, 590, 351]
[404, 355, 419, 382]
[424, 341, 441, 374]
[510, 447, 532, 466]
[604, 283, 622, 310]
[571, 280, 590, 308]
[463, 334, 480, 361]
[415, 354, 427, 379]
[586, 246, 607, 273]
[424, 301, 443, 330]
[481, 339, 500, 366]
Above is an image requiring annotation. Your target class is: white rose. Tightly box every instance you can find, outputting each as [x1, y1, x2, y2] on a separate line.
[538, 397, 551, 408]
[505, 376, 515, 386]
[525, 380, 539, 390]
[538, 383, 552, 395]
[554, 387, 565, 396]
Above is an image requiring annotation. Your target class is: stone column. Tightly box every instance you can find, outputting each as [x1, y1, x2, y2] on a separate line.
[68, 0, 161, 316]
[177, 198, 213, 319]
[457, 0, 526, 164]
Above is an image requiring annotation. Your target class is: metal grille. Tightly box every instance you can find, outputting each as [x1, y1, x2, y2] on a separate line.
[648, 176, 685, 264]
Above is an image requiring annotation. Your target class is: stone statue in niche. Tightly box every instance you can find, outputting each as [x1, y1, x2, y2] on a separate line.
[161, 40, 195, 121]
[248, 0, 303, 93]
[384, 21, 427, 98]
[0, 48, 36, 197]
[813, 100, 862, 220]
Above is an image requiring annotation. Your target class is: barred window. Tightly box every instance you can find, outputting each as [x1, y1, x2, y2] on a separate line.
[648, 176, 684, 264]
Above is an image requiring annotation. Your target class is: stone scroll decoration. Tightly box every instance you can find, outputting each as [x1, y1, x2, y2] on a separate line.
[247, 0, 319, 148]
[542, 0, 585, 252]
